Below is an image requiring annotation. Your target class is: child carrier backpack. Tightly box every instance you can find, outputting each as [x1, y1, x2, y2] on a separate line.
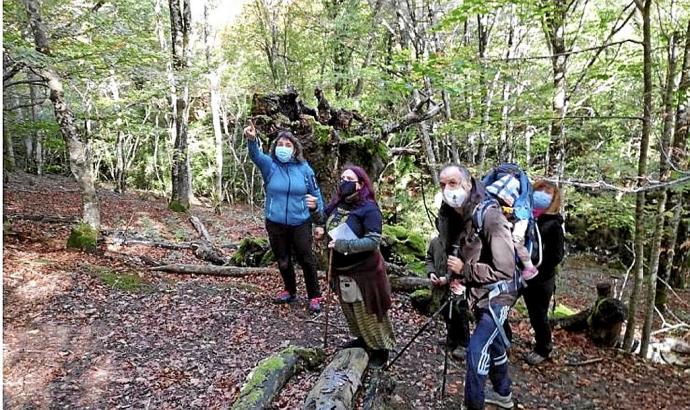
[481, 163, 543, 268]
[470, 196, 521, 348]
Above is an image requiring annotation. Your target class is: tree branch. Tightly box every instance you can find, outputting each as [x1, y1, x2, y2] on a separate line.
[550, 174, 690, 193]
[381, 99, 443, 137]
[492, 39, 643, 61]
[570, 2, 637, 94]
[3, 79, 48, 88]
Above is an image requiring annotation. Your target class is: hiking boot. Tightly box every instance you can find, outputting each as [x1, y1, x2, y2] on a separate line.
[273, 290, 297, 304]
[308, 297, 322, 313]
[521, 266, 538, 281]
[369, 349, 389, 368]
[484, 390, 514, 409]
[525, 350, 548, 366]
[341, 337, 367, 349]
[451, 345, 466, 362]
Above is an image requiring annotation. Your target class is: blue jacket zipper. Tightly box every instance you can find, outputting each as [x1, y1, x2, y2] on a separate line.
[285, 164, 291, 225]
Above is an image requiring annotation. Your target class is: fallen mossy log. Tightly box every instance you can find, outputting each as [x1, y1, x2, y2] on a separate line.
[5, 213, 78, 224]
[389, 276, 430, 293]
[385, 262, 420, 277]
[149, 262, 425, 291]
[103, 232, 238, 250]
[304, 348, 369, 410]
[231, 346, 324, 410]
[551, 282, 628, 347]
[231, 236, 274, 267]
[189, 215, 212, 242]
[150, 264, 275, 276]
[191, 241, 228, 265]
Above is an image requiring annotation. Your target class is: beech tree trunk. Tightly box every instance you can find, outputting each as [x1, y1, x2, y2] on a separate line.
[210, 72, 224, 210]
[543, 0, 568, 178]
[203, 0, 224, 213]
[498, 7, 519, 163]
[623, 0, 652, 352]
[4, 127, 16, 171]
[23, 91, 34, 172]
[477, 13, 499, 172]
[659, 18, 690, 301]
[641, 30, 679, 357]
[168, 0, 192, 211]
[352, 0, 383, 98]
[21, 0, 100, 230]
[670, 209, 689, 289]
[32, 84, 43, 176]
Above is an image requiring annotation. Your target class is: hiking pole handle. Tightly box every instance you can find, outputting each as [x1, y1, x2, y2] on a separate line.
[385, 298, 451, 371]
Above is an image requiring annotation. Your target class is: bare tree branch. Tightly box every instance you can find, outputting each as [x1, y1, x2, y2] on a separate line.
[570, 2, 637, 94]
[550, 174, 690, 193]
[491, 39, 643, 61]
[381, 99, 443, 137]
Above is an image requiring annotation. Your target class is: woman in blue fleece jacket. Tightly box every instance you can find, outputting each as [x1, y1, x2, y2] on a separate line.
[244, 123, 325, 313]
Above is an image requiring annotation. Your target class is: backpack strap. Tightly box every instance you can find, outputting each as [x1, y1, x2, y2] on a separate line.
[471, 196, 523, 348]
[471, 197, 500, 242]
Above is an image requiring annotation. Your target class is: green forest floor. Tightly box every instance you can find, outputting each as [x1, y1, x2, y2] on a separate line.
[3, 172, 690, 409]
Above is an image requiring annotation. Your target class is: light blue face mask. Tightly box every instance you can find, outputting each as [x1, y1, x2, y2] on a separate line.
[275, 146, 294, 163]
[533, 191, 553, 210]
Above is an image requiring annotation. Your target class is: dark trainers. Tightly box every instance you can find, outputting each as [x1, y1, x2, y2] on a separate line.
[451, 346, 466, 361]
[484, 390, 514, 409]
[309, 297, 322, 313]
[525, 351, 548, 365]
[369, 349, 389, 368]
[341, 337, 366, 349]
[273, 290, 297, 304]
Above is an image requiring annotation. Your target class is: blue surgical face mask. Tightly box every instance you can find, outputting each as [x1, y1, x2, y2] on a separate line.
[275, 146, 294, 163]
[533, 191, 553, 210]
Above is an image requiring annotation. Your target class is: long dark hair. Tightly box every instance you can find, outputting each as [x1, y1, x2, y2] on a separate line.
[325, 165, 377, 215]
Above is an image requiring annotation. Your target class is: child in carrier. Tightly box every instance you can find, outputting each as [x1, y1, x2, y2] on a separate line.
[485, 174, 538, 281]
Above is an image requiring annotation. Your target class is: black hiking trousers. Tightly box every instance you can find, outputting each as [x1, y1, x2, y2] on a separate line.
[265, 219, 321, 299]
[523, 275, 556, 357]
[443, 297, 471, 349]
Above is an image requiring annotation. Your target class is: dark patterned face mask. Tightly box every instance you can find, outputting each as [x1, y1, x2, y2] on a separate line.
[339, 180, 357, 196]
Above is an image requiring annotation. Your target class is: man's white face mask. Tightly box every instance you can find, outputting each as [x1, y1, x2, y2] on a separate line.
[443, 187, 468, 208]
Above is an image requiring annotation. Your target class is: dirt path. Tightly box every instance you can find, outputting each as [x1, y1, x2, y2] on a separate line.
[4, 173, 690, 409]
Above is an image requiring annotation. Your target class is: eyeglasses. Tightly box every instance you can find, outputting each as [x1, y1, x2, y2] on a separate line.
[341, 177, 358, 182]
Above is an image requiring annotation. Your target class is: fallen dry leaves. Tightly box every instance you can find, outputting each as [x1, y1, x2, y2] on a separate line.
[3, 173, 690, 409]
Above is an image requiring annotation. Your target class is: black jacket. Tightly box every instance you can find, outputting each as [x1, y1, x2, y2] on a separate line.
[531, 213, 565, 282]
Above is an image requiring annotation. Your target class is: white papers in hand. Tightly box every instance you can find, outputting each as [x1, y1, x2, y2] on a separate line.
[328, 223, 358, 241]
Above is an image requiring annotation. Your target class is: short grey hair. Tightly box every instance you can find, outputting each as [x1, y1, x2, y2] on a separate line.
[439, 163, 471, 181]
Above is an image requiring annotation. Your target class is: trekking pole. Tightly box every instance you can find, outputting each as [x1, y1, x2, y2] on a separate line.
[323, 248, 334, 349]
[441, 298, 453, 399]
[384, 298, 450, 371]
[442, 244, 462, 397]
